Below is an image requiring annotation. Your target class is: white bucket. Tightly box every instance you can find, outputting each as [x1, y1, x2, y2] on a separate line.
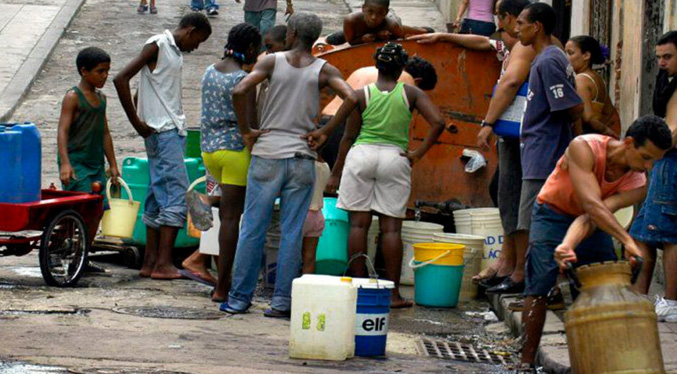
[400, 221, 444, 285]
[433, 233, 485, 300]
[453, 208, 503, 270]
[198, 207, 221, 256]
[367, 216, 379, 265]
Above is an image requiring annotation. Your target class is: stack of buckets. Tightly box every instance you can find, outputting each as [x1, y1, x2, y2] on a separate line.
[315, 197, 350, 275]
[433, 233, 484, 300]
[400, 221, 444, 285]
[410, 243, 465, 307]
[453, 208, 503, 270]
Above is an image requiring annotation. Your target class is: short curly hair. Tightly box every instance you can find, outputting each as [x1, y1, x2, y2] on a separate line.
[76, 47, 110, 75]
[404, 56, 437, 91]
[626, 115, 673, 150]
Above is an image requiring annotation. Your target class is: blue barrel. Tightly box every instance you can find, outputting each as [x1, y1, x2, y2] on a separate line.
[354, 279, 394, 357]
[0, 126, 23, 203]
[492, 82, 528, 138]
[315, 197, 350, 275]
[0, 123, 41, 203]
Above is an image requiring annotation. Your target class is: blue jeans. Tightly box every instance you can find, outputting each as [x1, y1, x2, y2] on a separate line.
[460, 18, 496, 37]
[190, 0, 218, 10]
[142, 129, 189, 229]
[227, 156, 315, 312]
[524, 203, 617, 296]
[244, 9, 276, 36]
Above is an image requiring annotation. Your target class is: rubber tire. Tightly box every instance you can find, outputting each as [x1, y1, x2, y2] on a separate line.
[39, 209, 89, 287]
[123, 246, 143, 269]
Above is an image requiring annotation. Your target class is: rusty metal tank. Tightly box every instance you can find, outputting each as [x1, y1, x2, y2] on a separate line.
[316, 41, 501, 210]
[564, 261, 665, 374]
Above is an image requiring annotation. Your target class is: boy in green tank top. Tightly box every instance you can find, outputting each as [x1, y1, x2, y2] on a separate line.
[57, 47, 120, 269]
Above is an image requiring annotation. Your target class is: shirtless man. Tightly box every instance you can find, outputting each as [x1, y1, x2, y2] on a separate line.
[518, 115, 672, 373]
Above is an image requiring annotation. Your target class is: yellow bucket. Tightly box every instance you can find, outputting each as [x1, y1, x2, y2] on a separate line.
[187, 176, 207, 239]
[101, 178, 140, 239]
[413, 243, 465, 266]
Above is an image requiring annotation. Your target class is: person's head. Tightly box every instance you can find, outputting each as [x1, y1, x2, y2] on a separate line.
[656, 31, 677, 76]
[623, 115, 673, 172]
[223, 23, 262, 65]
[517, 2, 556, 46]
[175, 12, 212, 53]
[374, 42, 408, 80]
[286, 12, 322, 49]
[404, 56, 437, 90]
[263, 25, 288, 53]
[76, 47, 111, 88]
[362, 0, 389, 29]
[566, 36, 605, 73]
[496, 0, 530, 38]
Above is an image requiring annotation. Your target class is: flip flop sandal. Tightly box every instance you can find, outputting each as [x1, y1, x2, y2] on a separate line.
[137, 4, 148, 13]
[178, 268, 215, 286]
[185, 190, 213, 231]
[150, 6, 157, 14]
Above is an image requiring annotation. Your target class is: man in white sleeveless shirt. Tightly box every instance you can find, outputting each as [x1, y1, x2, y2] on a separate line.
[114, 13, 211, 280]
[222, 12, 357, 318]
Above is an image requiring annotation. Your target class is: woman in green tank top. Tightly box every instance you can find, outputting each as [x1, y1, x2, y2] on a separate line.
[317, 42, 446, 308]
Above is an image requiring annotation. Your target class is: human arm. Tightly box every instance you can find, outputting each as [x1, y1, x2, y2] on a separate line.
[103, 115, 119, 185]
[453, 0, 469, 30]
[285, 0, 293, 16]
[232, 55, 275, 150]
[404, 85, 445, 163]
[407, 32, 493, 50]
[574, 75, 615, 136]
[304, 64, 358, 150]
[326, 106, 364, 194]
[664, 90, 677, 147]
[113, 43, 159, 139]
[57, 92, 78, 186]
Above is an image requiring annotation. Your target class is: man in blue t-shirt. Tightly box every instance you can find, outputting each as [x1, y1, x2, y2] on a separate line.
[514, 2, 583, 372]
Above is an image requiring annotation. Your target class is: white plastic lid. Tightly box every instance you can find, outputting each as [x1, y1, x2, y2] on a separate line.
[352, 277, 395, 289]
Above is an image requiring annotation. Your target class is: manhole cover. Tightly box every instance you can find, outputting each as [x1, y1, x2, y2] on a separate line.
[112, 306, 223, 320]
[418, 337, 515, 365]
[69, 369, 191, 374]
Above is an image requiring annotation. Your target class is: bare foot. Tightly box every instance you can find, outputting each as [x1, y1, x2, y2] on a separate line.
[212, 292, 227, 303]
[390, 297, 414, 309]
[472, 265, 499, 284]
[150, 265, 184, 280]
[139, 266, 153, 278]
[181, 260, 217, 285]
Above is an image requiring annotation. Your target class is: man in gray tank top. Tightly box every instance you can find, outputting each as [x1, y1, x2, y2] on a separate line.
[222, 12, 357, 317]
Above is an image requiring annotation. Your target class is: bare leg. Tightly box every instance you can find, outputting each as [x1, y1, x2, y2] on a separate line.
[212, 185, 246, 302]
[302, 237, 319, 274]
[380, 215, 412, 308]
[521, 295, 548, 365]
[150, 225, 181, 279]
[140, 226, 159, 277]
[181, 251, 217, 284]
[511, 230, 529, 283]
[347, 212, 372, 278]
[497, 233, 517, 277]
[663, 244, 677, 300]
[633, 240, 656, 294]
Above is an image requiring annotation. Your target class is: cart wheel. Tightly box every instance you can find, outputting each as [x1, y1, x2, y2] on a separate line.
[123, 246, 142, 269]
[39, 210, 89, 287]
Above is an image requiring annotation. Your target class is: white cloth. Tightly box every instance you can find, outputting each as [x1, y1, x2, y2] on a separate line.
[137, 30, 186, 136]
[337, 144, 411, 218]
[309, 161, 331, 211]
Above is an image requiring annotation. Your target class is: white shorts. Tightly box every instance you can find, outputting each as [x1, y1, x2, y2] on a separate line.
[337, 144, 411, 218]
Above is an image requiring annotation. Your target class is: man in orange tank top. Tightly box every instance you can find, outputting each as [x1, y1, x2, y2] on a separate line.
[518, 115, 673, 372]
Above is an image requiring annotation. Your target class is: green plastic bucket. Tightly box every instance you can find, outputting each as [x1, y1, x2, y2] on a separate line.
[315, 197, 349, 275]
[410, 258, 464, 308]
[186, 128, 202, 159]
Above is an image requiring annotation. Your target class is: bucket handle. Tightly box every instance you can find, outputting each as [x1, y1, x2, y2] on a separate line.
[188, 176, 207, 192]
[344, 253, 379, 281]
[106, 177, 134, 204]
[408, 250, 452, 270]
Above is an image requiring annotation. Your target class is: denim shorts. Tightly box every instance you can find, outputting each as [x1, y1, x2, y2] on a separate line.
[142, 129, 189, 229]
[524, 203, 617, 296]
[460, 19, 497, 37]
[630, 149, 677, 246]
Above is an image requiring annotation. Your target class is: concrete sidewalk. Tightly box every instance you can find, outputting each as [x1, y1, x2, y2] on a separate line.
[488, 285, 677, 374]
[0, 0, 85, 122]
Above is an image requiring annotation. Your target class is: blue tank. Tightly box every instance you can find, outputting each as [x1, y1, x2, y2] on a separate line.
[0, 123, 41, 203]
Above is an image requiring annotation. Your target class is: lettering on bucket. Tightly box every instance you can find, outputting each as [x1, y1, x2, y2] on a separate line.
[356, 314, 389, 336]
[483, 234, 503, 260]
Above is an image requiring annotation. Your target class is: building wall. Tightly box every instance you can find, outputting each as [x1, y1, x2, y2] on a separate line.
[435, 0, 463, 24]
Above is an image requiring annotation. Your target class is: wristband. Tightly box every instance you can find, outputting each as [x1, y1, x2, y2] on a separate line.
[481, 120, 494, 128]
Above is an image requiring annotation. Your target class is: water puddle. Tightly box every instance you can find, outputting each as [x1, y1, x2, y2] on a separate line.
[0, 361, 69, 374]
[0, 307, 88, 316]
[9, 267, 42, 278]
[112, 306, 223, 320]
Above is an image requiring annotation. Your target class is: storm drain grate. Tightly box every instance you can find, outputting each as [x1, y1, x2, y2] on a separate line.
[417, 337, 514, 365]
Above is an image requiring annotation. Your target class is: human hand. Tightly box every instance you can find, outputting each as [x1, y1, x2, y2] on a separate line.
[452, 19, 461, 30]
[554, 243, 578, 271]
[60, 163, 76, 186]
[476, 126, 494, 151]
[285, 3, 293, 16]
[136, 121, 156, 139]
[242, 129, 270, 151]
[401, 150, 421, 166]
[377, 29, 392, 40]
[362, 34, 376, 43]
[108, 165, 120, 186]
[325, 174, 340, 194]
[301, 129, 327, 150]
[407, 32, 441, 44]
[623, 239, 643, 268]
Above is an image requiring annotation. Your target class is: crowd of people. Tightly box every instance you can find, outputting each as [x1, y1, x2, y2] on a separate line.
[55, 0, 677, 372]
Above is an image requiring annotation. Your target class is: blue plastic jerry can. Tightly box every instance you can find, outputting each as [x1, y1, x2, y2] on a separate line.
[0, 123, 41, 203]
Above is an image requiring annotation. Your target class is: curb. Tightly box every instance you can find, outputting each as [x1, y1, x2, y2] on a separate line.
[0, 0, 86, 122]
[487, 293, 571, 374]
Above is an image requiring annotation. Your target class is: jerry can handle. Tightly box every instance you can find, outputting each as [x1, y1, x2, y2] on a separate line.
[564, 262, 582, 291]
[631, 256, 644, 284]
[344, 253, 379, 280]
